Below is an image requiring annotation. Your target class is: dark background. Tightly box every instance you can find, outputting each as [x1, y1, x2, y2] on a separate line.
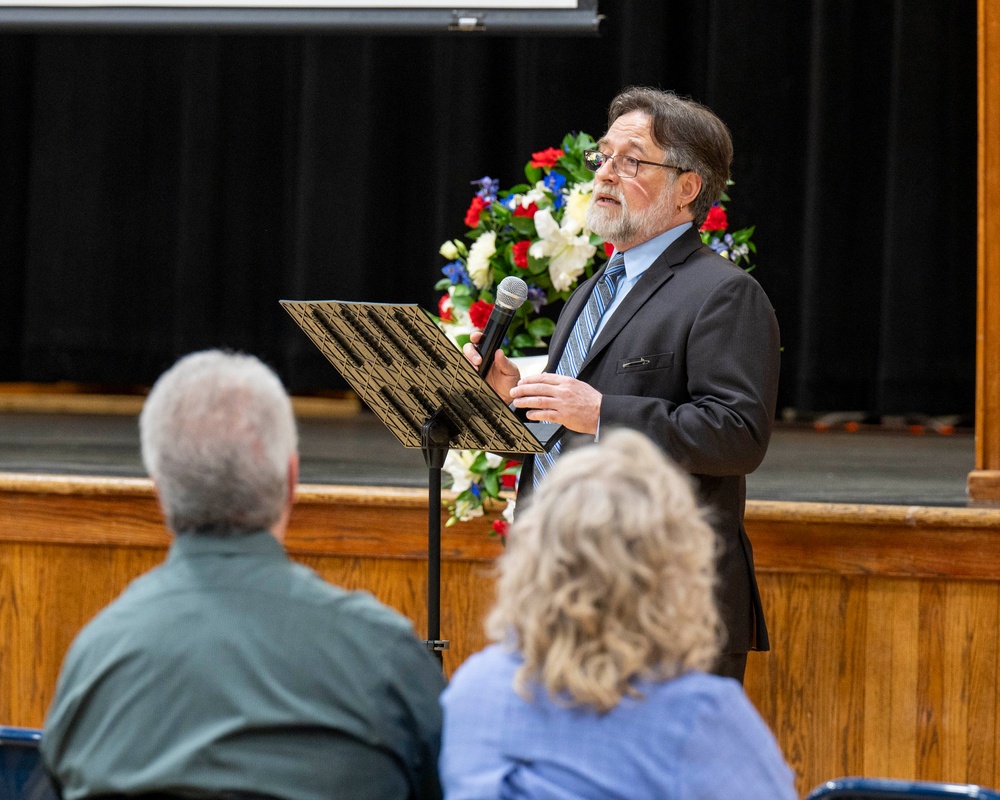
[0, 1, 977, 419]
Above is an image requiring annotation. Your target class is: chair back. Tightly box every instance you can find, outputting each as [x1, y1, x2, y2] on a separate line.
[806, 777, 1000, 799]
[0, 726, 60, 800]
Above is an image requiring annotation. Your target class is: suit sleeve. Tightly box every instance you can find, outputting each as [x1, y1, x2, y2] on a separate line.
[599, 271, 780, 477]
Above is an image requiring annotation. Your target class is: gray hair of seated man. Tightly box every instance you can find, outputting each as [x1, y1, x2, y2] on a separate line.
[139, 349, 298, 535]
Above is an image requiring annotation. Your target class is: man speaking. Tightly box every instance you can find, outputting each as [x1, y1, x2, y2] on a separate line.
[467, 86, 781, 684]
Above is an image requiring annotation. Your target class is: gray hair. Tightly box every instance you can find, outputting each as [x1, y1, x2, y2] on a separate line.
[139, 349, 298, 534]
[488, 428, 722, 712]
[607, 86, 733, 227]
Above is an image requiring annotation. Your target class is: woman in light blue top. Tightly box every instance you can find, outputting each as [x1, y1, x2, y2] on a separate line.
[440, 429, 797, 800]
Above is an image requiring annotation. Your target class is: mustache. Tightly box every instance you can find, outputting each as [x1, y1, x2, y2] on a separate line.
[591, 185, 625, 205]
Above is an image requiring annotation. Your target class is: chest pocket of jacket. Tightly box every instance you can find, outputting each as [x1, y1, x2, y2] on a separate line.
[616, 352, 673, 374]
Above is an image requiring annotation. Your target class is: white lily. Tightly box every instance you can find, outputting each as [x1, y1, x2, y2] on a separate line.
[466, 230, 497, 289]
[524, 184, 549, 207]
[529, 207, 597, 292]
[439, 239, 460, 260]
[563, 181, 594, 235]
[443, 449, 479, 494]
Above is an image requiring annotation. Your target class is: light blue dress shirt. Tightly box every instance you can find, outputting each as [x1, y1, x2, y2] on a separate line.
[592, 221, 693, 340]
[440, 643, 797, 800]
[590, 222, 692, 441]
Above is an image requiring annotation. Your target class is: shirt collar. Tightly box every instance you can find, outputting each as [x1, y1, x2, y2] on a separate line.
[167, 529, 287, 561]
[613, 221, 693, 281]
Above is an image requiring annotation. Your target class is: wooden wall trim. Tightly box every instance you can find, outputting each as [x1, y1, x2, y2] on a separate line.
[746, 502, 1000, 581]
[4, 474, 1000, 577]
[746, 499, 1000, 529]
[0, 473, 505, 561]
[970, 0, 1000, 498]
[747, 501, 1000, 582]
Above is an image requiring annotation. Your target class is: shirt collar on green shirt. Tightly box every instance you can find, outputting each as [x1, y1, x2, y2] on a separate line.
[167, 529, 287, 562]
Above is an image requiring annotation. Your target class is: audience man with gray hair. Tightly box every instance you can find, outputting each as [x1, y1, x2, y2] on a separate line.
[41, 349, 446, 800]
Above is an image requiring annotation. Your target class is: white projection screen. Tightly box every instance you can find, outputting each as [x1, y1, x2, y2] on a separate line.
[0, 0, 603, 34]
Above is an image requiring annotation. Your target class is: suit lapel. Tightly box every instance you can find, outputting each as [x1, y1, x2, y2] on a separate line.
[581, 227, 703, 370]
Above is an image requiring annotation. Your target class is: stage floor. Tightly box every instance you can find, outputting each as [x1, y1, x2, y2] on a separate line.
[0, 410, 980, 507]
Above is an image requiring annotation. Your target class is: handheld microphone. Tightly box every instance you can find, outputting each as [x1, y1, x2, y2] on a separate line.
[475, 276, 529, 377]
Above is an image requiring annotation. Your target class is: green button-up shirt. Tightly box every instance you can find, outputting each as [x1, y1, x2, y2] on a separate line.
[42, 530, 446, 800]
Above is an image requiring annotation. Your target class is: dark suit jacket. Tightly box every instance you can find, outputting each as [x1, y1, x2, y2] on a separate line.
[519, 225, 780, 653]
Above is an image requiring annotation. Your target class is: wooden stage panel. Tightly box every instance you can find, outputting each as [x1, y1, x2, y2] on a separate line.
[744, 573, 1000, 794]
[0, 541, 165, 730]
[4, 473, 1000, 797]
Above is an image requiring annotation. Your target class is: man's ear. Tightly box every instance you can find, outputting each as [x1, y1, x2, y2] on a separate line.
[678, 171, 702, 208]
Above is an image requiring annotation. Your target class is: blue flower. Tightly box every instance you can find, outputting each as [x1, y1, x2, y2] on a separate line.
[708, 234, 733, 258]
[543, 172, 567, 209]
[543, 172, 566, 193]
[527, 285, 548, 314]
[471, 176, 499, 202]
[470, 483, 482, 498]
[442, 260, 472, 286]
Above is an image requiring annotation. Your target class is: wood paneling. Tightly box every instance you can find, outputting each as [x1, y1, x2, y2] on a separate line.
[744, 575, 1000, 795]
[0, 474, 503, 726]
[4, 474, 1000, 797]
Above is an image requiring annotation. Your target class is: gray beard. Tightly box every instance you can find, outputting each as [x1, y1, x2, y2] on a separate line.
[586, 202, 641, 246]
[586, 188, 673, 249]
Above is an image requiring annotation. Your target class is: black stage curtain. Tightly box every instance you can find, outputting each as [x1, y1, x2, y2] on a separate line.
[0, 0, 977, 418]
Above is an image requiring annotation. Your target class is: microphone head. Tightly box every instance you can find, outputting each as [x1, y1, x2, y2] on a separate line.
[495, 276, 529, 311]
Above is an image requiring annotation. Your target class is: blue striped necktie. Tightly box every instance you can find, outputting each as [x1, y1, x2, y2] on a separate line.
[531, 252, 627, 489]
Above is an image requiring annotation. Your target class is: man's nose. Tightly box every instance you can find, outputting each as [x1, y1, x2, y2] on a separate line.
[596, 157, 618, 179]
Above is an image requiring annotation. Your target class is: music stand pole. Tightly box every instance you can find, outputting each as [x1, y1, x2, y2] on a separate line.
[421, 413, 453, 665]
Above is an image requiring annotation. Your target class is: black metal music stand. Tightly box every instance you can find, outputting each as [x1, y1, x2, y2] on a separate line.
[280, 299, 545, 664]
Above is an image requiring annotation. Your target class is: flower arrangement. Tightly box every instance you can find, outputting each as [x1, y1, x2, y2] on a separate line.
[435, 132, 756, 535]
[699, 193, 756, 269]
[435, 132, 609, 357]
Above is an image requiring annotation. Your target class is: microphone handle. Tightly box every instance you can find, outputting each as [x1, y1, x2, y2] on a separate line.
[475, 305, 516, 377]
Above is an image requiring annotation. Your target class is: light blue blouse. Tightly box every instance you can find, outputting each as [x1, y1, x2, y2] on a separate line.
[440, 644, 796, 800]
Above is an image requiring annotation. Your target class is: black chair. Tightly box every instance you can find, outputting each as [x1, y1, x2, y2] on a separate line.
[806, 777, 1000, 799]
[0, 726, 60, 800]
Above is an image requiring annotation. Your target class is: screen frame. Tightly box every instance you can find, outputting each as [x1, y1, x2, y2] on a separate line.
[0, 0, 603, 34]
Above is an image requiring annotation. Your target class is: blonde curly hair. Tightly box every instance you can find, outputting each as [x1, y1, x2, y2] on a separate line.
[486, 428, 722, 713]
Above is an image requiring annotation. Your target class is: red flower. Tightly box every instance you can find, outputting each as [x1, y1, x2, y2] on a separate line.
[491, 519, 509, 542]
[437, 293, 453, 323]
[513, 202, 539, 219]
[512, 240, 531, 269]
[465, 195, 490, 227]
[603, 242, 615, 258]
[469, 299, 494, 329]
[700, 204, 728, 232]
[529, 147, 564, 169]
[500, 460, 519, 489]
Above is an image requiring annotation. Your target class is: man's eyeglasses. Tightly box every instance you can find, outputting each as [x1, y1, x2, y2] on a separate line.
[583, 149, 686, 179]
